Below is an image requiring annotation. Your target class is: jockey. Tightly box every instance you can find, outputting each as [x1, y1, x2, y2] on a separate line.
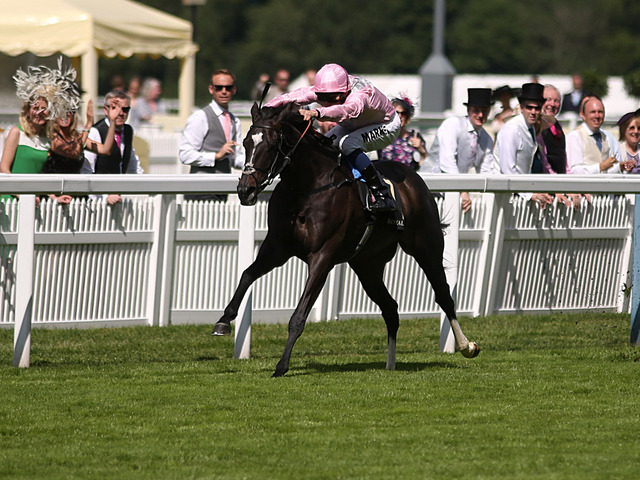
[265, 63, 400, 211]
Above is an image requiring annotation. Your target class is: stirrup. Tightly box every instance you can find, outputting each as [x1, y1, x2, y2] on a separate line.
[369, 194, 397, 212]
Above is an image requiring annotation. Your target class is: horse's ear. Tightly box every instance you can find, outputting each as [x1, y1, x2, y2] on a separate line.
[251, 103, 261, 123]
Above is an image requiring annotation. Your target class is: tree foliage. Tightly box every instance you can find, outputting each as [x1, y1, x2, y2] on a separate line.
[99, 0, 640, 103]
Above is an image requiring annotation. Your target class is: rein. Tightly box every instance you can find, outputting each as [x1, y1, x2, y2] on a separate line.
[241, 120, 313, 191]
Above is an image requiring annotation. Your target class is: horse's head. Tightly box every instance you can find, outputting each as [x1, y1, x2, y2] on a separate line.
[237, 103, 308, 205]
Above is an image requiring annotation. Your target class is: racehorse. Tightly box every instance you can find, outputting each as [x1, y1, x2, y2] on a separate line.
[212, 103, 479, 377]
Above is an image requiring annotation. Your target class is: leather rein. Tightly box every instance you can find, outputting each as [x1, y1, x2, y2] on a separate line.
[241, 120, 352, 194]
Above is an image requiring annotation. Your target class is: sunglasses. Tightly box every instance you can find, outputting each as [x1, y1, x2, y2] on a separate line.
[396, 110, 407, 117]
[523, 104, 542, 112]
[106, 105, 131, 113]
[316, 93, 343, 104]
[212, 84, 235, 92]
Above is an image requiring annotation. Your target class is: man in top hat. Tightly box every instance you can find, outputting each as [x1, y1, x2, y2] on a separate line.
[495, 82, 554, 207]
[428, 88, 496, 212]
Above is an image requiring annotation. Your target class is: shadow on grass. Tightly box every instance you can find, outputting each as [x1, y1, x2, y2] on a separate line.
[294, 360, 461, 375]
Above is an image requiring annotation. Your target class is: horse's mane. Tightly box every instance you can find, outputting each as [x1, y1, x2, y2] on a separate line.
[260, 104, 340, 157]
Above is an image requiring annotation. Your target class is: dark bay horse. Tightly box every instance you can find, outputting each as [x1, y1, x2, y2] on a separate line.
[213, 103, 479, 377]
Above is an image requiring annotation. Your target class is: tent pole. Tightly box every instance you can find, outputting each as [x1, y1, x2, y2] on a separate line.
[179, 54, 195, 126]
[81, 48, 98, 116]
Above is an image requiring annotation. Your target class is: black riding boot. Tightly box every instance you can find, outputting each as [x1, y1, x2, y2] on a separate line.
[362, 165, 396, 212]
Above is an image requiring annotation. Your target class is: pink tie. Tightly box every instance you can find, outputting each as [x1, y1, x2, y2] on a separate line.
[115, 131, 122, 148]
[222, 110, 231, 141]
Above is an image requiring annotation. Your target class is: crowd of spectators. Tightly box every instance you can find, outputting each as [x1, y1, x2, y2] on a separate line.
[2, 64, 639, 211]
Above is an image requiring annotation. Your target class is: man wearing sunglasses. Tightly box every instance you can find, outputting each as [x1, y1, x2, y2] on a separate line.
[179, 69, 245, 201]
[494, 82, 554, 207]
[82, 89, 143, 205]
[265, 63, 399, 212]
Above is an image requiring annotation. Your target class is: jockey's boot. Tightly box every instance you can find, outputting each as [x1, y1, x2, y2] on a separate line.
[362, 165, 397, 212]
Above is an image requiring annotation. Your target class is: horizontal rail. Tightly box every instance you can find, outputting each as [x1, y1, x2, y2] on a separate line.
[2, 173, 640, 195]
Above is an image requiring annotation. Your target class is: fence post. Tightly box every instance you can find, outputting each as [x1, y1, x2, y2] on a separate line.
[235, 204, 256, 359]
[440, 192, 460, 353]
[147, 194, 176, 327]
[484, 192, 508, 316]
[13, 195, 36, 368]
[631, 195, 640, 345]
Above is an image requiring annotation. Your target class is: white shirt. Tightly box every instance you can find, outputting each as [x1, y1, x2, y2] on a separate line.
[179, 101, 245, 168]
[494, 114, 540, 200]
[429, 116, 495, 174]
[82, 119, 143, 175]
[566, 123, 621, 175]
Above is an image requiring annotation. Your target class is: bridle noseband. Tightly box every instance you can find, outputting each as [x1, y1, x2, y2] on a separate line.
[241, 120, 312, 191]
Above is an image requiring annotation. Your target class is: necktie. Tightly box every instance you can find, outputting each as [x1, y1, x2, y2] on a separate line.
[222, 110, 231, 141]
[593, 131, 602, 151]
[530, 126, 543, 173]
[115, 131, 122, 149]
[470, 130, 478, 157]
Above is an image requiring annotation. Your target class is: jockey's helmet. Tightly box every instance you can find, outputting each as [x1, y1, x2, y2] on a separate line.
[312, 64, 351, 93]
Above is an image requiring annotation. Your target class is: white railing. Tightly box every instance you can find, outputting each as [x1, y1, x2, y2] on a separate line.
[2, 174, 639, 364]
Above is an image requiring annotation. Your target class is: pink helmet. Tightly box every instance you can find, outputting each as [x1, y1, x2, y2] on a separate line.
[312, 63, 351, 93]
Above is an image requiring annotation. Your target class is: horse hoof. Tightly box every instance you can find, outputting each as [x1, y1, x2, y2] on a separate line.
[211, 323, 231, 336]
[460, 342, 480, 358]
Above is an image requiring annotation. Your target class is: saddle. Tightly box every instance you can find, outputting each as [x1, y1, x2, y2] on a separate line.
[354, 179, 405, 230]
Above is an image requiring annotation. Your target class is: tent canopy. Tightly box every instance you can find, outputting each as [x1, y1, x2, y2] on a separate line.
[0, 0, 198, 121]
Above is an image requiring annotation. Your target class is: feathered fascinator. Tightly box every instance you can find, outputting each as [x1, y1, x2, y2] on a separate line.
[13, 57, 82, 120]
[392, 93, 416, 118]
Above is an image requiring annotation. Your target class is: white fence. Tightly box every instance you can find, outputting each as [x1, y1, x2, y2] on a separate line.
[0, 174, 637, 336]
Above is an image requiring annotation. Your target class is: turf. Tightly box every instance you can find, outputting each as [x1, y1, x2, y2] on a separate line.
[0, 313, 638, 479]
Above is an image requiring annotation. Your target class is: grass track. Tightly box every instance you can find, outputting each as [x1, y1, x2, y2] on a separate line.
[1, 313, 639, 479]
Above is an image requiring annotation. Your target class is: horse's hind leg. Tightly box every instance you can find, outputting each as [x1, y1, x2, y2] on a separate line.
[402, 234, 479, 358]
[212, 233, 291, 335]
[350, 258, 399, 370]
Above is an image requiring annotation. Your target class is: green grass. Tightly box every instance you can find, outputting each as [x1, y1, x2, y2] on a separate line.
[1, 313, 639, 480]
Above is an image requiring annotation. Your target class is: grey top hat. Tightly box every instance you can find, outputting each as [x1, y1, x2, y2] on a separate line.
[463, 88, 494, 107]
[518, 83, 545, 103]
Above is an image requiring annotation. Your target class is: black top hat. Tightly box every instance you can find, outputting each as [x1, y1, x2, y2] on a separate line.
[491, 85, 521, 101]
[463, 88, 494, 107]
[518, 83, 545, 103]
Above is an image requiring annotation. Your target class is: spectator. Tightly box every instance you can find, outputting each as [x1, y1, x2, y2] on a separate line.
[378, 96, 427, 171]
[127, 75, 141, 109]
[82, 90, 144, 205]
[0, 98, 50, 178]
[179, 69, 245, 202]
[305, 69, 317, 86]
[263, 69, 290, 103]
[494, 82, 554, 207]
[617, 109, 640, 173]
[429, 88, 495, 212]
[1, 62, 59, 179]
[490, 85, 518, 135]
[538, 85, 566, 174]
[128, 77, 164, 129]
[251, 73, 270, 102]
[110, 74, 125, 92]
[44, 100, 121, 204]
[536, 84, 583, 208]
[560, 74, 584, 114]
[266, 63, 400, 211]
[566, 96, 627, 175]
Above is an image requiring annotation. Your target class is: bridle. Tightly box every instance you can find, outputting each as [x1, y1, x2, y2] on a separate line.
[241, 119, 312, 192]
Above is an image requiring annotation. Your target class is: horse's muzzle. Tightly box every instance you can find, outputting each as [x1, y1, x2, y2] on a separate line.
[237, 182, 258, 206]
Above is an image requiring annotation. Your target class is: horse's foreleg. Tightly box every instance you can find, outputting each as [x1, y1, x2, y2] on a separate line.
[350, 258, 399, 370]
[212, 235, 290, 336]
[273, 258, 333, 377]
